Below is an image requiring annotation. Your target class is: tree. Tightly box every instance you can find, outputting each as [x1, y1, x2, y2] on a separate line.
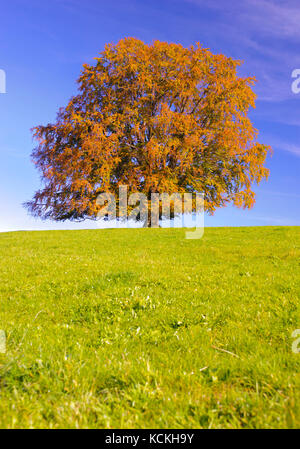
[26, 38, 271, 226]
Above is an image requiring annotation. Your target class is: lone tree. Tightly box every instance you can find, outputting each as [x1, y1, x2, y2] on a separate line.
[26, 38, 271, 225]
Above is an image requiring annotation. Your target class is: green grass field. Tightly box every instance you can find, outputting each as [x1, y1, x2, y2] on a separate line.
[0, 226, 299, 429]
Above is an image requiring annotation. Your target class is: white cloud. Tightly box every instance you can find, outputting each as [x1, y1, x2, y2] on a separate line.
[184, 0, 300, 102]
[274, 141, 300, 156]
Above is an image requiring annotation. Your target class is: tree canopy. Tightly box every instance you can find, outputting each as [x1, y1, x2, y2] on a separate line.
[26, 38, 271, 223]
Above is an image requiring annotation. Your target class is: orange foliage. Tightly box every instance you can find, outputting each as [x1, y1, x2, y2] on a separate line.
[26, 38, 271, 221]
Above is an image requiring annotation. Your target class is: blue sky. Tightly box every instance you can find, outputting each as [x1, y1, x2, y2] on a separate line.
[0, 0, 300, 231]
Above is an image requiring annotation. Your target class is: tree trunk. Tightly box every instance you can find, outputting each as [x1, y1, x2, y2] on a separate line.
[142, 213, 161, 227]
[143, 214, 152, 228]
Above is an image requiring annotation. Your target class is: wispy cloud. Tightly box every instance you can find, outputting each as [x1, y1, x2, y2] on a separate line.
[275, 141, 300, 157]
[184, 0, 300, 102]
[250, 214, 300, 226]
[259, 189, 300, 200]
[185, 0, 300, 39]
[264, 137, 300, 157]
[238, 0, 300, 40]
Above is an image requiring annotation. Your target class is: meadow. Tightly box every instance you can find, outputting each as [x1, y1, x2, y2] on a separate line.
[0, 226, 299, 428]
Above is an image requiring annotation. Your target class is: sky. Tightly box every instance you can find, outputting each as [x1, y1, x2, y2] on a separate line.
[0, 0, 300, 231]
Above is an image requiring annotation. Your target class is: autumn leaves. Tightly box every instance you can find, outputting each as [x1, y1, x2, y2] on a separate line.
[26, 38, 271, 222]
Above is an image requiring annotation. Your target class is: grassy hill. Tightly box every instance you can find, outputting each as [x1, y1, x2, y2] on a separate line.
[0, 226, 299, 428]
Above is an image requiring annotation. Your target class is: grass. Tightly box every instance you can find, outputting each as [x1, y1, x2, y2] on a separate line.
[0, 226, 299, 429]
